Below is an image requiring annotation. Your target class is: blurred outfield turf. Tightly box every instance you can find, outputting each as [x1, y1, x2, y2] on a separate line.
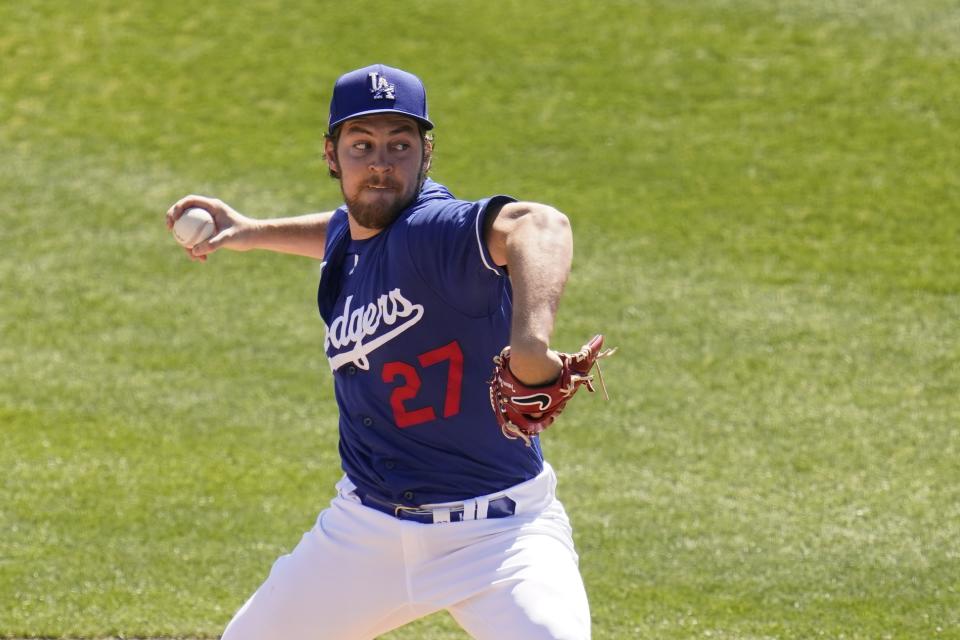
[2, 1, 959, 638]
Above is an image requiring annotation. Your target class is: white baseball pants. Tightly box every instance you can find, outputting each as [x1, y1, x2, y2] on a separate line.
[220, 462, 590, 639]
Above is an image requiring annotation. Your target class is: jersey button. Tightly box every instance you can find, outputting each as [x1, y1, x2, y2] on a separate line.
[402, 491, 415, 502]
[385, 461, 396, 470]
[362, 416, 373, 426]
[347, 365, 357, 376]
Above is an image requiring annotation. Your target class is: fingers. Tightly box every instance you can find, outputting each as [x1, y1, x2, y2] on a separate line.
[183, 245, 207, 263]
[165, 194, 222, 230]
[189, 227, 229, 258]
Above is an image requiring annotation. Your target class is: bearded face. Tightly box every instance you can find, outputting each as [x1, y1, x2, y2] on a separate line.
[342, 173, 416, 231]
[326, 115, 431, 237]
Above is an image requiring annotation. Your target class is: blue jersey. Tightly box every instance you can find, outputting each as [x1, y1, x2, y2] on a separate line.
[317, 179, 544, 506]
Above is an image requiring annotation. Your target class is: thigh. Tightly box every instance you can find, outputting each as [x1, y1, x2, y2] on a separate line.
[445, 514, 591, 640]
[221, 497, 433, 640]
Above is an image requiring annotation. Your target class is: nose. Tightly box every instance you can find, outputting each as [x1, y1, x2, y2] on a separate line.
[368, 147, 392, 173]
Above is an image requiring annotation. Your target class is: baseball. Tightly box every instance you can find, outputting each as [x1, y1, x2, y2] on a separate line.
[172, 207, 216, 249]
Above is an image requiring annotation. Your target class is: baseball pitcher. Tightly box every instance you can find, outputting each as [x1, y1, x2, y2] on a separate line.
[165, 64, 613, 640]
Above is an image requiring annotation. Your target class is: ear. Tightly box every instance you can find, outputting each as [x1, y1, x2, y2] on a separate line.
[324, 137, 340, 176]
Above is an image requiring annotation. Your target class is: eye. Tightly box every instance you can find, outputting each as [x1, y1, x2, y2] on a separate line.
[392, 142, 410, 151]
[352, 141, 370, 151]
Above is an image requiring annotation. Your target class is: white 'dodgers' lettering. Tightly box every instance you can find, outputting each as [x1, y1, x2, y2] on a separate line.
[325, 288, 425, 371]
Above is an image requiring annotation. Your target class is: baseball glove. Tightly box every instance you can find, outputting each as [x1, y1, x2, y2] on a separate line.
[488, 334, 616, 445]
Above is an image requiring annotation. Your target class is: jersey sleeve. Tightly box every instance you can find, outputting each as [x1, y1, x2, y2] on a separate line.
[404, 195, 515, 317]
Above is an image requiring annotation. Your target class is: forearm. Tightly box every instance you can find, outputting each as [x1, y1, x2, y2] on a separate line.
[251, 212, 333, 259]
[167, 195, 334, 262]
[503, 205, 573, 382]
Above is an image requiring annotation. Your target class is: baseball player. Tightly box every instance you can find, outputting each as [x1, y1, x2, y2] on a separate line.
[165, 64, 613, 640]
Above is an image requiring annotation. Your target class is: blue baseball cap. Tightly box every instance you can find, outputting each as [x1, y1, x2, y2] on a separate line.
[328, 64, 434, 132]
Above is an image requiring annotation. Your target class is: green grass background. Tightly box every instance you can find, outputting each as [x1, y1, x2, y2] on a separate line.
[2, 1, 959, 638]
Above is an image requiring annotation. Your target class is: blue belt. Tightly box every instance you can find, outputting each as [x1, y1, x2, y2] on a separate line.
[356, 490, 516, 524]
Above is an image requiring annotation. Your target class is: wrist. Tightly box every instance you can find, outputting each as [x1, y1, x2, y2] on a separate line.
[240, 216, 269, 251]
[507, 345, 562, 386]
[510, 334, 550, 357]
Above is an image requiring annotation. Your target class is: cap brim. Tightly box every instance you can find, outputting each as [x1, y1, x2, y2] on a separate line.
[329, 108, 434, 132]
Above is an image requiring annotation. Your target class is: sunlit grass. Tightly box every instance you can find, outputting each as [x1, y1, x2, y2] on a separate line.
[2, 1, 959, 638]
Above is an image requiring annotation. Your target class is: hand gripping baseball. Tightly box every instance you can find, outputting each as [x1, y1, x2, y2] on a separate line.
[488, 335, 617, 445]
[165, 195, 258, 262]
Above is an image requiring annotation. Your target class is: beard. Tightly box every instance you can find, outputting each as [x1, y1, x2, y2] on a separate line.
[342, 175, 422, 231]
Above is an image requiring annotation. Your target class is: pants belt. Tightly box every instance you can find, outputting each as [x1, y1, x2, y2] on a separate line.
[356, 490, 516, 524]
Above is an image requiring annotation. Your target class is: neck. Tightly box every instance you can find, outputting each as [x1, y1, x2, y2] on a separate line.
[348, 217, 384, 240]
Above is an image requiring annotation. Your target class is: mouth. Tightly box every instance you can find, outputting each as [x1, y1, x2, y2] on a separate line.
[364, 179, 400, 190]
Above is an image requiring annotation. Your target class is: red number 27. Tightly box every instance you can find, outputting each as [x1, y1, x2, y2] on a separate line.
[381, 340, 464, 428]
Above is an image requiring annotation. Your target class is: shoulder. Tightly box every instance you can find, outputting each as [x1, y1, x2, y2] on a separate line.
[394, 182, 515, 291]
[402, 180, 465, 225]
[404, 180, 514, 230]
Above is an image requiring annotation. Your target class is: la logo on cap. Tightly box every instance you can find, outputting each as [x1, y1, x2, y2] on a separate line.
[368, 72, 395, 100]
[327, 64, 433, 131]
